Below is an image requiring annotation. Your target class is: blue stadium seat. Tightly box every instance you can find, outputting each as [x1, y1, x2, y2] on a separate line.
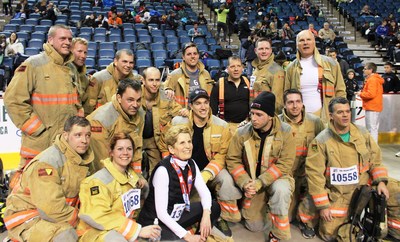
[80, 27, 93, 35]
[123, 23, 134, 30]
[94, 28, 107, 35]
[98, 58, 113, 69]
[137, 29, 149, 36]
[34, 25, 49, 33]
[99, 42, 115, 50]
[85, 58, 96, 69]
[138, 35, 152, 43]
[152, 50, 167, 60]
[154, 59, 165, 68]
[152, 36, 165, 44]
[136, 50, 151, 59]
[124, 29, 135, 36]
[94, 34, 107, 42]
[3, 24, 18, 32]
[124, 34, 137, 42]
[28, 39, 44, 49]
[150, 43, 164, 51]
[206, 59, 221, 70]
[167, 36, 179, 44]
[109, 34, 122, 42]
[110, 28, 121, 35]
[40, 19, 53, 26]
[31, 32, 46, 41]
[180, 36, 191, 45]
[117, 42, 132, 50]
[136, 59, 153, 69]
[19, 25, 34, 33]
[10, 18, 24, 25]
[16, 32, 30, 41]
[25, 47, 40, 56]
[98, 49, 115, 58]
[150, 29, 163, 37]
[193, 37, 205, 45]
[209, 45, 222, 52]
[79, 33, 92, 41]
[164, 30, 176, 37]
[197, 44, 208, 52]
[87, 49, 97, 58]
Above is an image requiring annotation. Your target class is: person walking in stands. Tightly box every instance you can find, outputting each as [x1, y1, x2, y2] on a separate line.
[4, 24, 81, 168]
[358, 62, 384, 143]
[344, 69, 359, 101]
[214, 4, 230, 43]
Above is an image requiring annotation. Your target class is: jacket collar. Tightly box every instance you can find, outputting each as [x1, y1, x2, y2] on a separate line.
[111, 94, 142, 125]
[281, 108, 305, 124]
[103, 158, 139, 185]
[180, 61, 206, 77]
[296, 47, 323, 66]
[107, 62, 135, 84]
[54, 134, 94, 166]
[252, 52, 275, 69]
[43, 43, 74, 66]
[141, 85, 160, 111]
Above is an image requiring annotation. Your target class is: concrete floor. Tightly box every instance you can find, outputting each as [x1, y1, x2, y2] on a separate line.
[1, 144, 399, 241]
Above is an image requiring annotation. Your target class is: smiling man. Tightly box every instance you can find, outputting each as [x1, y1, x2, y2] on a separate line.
[298, 97, 389, 241]
[141, 67, 188, 175]
[277, 89, 324, 237]
[164, 42, 214, 108]
[4, 116, 95, 242]
[86, 49, 143, 114]
[87, 79, 145, 173]
[210, 56, 250, 133]
[251, 38, 286, 115]
[4, 24, 81, 168]
[285, 30, 346, 124]
[70, 37, 91, 116]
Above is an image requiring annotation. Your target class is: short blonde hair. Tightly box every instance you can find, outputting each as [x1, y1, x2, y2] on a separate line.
[165, 126, 191, 147]
[71, 37, 88, 49]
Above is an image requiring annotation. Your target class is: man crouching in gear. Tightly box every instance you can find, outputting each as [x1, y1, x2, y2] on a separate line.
[297, 97, 389, 241]
[4, 116, 95, 242]
[226, 91, 296, 241]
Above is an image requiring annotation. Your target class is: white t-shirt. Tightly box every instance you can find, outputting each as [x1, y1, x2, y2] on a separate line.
[300, 56, 322, 113]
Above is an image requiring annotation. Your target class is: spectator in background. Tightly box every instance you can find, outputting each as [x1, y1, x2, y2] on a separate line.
[41, 2, 57, 24]
[299, 0, 309, 10]
[122, 9, 134, 23]
[265, 8, 277, 20]
[243, 32, 258, 76]
[34, 0, 47, 16]
[281, 22, 295, 40]
[318, 22, 336, 45]
[267, 22, 280, 40]
[107, 6, 117, 18]
[359, 62, 384, 142]
[344, 69, 359, 101]
[382, 62, 400, 93]
[375, 20, 389, 49]
[359, 4, 374, 16]
[226, 0, 236, 37]
[308, 23, 319, 38]
[15, 0, 29, 19]
[5, 32, 24, 57]
[215, 4, 230, 43]
[328, 48, 349, 78]
[197, 12, 207, 25]
[188, 22, 205, 40]
[388, 21, 398, 39]
[108, 11, 123, 29]
[93, 0, 103, 7]
[2, 0, 12, 16]
[239, 14, 252, 61]
[82, 13, 97, 28]
[95, 14, 109, 29]
[166, 10, 179, 30]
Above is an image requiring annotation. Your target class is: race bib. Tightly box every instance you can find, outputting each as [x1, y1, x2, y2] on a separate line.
[170, 203, 185, 221]
[330, 165, 359, 185]
[121, 189, 141, 218]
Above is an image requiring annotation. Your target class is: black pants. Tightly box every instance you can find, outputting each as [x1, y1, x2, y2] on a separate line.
[161, 200, 221, 240]
[2, 1, 12, 15]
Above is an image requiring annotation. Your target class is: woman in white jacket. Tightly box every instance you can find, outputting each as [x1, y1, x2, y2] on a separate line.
[5, 32, 24, 57]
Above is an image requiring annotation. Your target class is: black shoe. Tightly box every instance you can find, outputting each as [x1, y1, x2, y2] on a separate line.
[298, 222, 316, 239]
[215, 219, 232, 237]
[267, 232, 280, 242]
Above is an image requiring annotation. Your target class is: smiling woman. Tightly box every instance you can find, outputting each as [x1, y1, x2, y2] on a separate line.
[77, 132, 161, 241]
[138, 126, 221, 241]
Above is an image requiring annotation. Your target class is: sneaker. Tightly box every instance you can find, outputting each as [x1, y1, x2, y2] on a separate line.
[215, 219, 232, 237]
[298, 222, 316, 239]
[267, 232, 280, 242]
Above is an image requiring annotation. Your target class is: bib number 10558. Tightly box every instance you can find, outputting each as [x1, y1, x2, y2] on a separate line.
[330, 165, 359, 185]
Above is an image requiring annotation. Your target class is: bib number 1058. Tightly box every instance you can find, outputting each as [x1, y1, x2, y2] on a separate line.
[330, 165, 359, 185]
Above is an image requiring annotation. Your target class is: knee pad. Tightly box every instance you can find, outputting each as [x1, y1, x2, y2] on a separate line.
[104, 230, 128, 242]
[245, 219, 265, 232]
[53, 228, 78, 242]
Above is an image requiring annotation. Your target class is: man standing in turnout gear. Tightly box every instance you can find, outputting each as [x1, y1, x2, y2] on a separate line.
[298, 97, 389, 241]
[278, 89, 324, 224]
[164, 42, 214, 108]
[141, 67, 189, 175]
[4, 24, 81, 168]
[87, 79, 145, 174]
[226, 92, 296, 241]
[4, 116, 95, 242]
[86, 49, 143, 114]
[285, 30, 346, 124]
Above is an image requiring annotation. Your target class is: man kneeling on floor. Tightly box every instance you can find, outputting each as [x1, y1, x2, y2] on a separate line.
[226, 91, 296, 242]
[4, 116, 95, 241]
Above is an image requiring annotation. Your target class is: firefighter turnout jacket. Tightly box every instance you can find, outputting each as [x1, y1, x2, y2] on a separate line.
[164, 61, 214, 107]
[4, 43, 81, 166]
[87, 95, 145, 174]
[4, 135, 95, 241]
[77, 158, 143, 242]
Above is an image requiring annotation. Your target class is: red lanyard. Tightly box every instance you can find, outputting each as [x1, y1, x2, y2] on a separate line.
[170, 157, 193, 211]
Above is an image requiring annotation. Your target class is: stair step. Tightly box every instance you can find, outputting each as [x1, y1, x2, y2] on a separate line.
[339, 30, 352, 34]
[335, 26, 345, 29]
[331, 21, 341, 25]
[343, 36, 355, 40]
[327, 17, 338, 21]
